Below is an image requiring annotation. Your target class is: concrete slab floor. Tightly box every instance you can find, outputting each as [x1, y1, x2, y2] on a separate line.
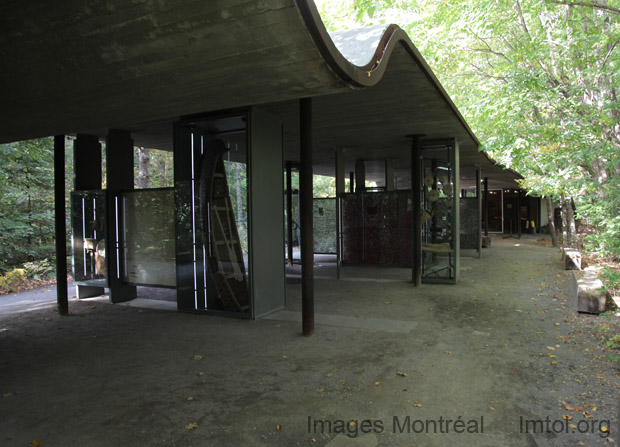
[1, 235, 618, 446]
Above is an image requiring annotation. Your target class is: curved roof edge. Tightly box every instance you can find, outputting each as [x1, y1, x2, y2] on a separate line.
[295, 0, 480, 146]
[295, 0, 522, 180]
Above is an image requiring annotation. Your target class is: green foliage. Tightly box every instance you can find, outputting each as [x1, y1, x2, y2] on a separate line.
[23, 258, 56, 280]
[0, 137, 57, 268]
[600, 266, 620, 296]
[319, 0, 620, 259]
[0, 268, 27, 293]
[605, 333, 620, 363]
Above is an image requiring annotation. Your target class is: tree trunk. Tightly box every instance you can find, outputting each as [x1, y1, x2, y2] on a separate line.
[545, 196, 558, 247]
[560, 195, 573, 248]
[27, 187, 32, 246]
[136, 147, 151, 189]
[567, 198, 577, 248]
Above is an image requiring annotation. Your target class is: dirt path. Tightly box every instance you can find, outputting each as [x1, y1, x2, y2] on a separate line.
[0, 235, 618, 446]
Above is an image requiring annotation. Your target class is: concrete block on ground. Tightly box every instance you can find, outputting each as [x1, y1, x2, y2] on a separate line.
[572, 270, 606, 314]
[564, 248, 582, 270]
[482, 235, 492, 248]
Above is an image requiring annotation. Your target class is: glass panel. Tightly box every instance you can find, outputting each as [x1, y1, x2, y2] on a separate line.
[284, 190, 300, 262]
[421, 146, 457, 282]
[313, 198, 336, 254]
[174, 114, 250, 315]
[486, 190, 503, 232]
[71, 190, 107, 287]
[364, 160, 386, 191]
[122, 189, 176, 287]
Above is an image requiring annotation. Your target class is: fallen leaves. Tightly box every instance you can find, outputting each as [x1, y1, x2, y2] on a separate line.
[185, 423, 198, 430]
[276, 424, 284, 431]
[193, 355, 203, 361]
[413, 402, 423, 408]
[396, 371, 408, 377]
[28, 441, 43, 447]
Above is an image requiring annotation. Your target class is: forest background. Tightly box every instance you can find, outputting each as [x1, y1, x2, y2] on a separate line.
[0, 0, 619, 295]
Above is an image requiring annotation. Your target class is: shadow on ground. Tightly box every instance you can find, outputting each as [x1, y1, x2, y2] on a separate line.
[1, 235, 618, 446]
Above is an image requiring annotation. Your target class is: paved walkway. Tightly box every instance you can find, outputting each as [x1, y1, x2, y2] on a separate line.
[0, 235, 618, 446]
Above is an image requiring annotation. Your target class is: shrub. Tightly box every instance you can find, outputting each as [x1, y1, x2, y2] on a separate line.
[23, 258, 56, 280]
[0, 268, 27, 294]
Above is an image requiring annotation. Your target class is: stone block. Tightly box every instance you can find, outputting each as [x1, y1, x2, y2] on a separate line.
[572, 270, 606, 314]
[564, 249, 581, 270]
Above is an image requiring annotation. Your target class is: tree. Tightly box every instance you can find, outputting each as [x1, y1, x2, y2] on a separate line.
[319, 0, 620, 255]
[0, 138, 56, 269]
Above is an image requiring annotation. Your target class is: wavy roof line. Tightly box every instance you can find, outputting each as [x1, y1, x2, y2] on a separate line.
[295, 0, 480, 146]
[294, 1, 523, 180]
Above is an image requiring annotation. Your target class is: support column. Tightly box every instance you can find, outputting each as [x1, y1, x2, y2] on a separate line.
[74, 134, 104, 299]
[476, 167, 482, 259]
[410, 135, 422, 286]
[385, 159, 395, 191]
[517, 191, 522, 239]
[483, 177, 489, 236]
[106, 129, 137, 303]
[354, 159, 365, 193]
[299, 98, 314, 337]
[286, 161, 294, 267]
[349, 172, 354, 193]
[54, 136, 69, 316]
[74, 134, 102, 189]
[335, 149, 345, 279]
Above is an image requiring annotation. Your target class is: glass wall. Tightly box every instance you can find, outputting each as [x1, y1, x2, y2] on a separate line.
[313, 198, 337, 254]
[174, 114, 250, 315]
[122, 188, 176, 287]
[71, 190, 107, 287]
[421, 145, 458, 282]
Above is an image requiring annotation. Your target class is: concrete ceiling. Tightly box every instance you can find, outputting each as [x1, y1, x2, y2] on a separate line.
[0, 0, 520, 189]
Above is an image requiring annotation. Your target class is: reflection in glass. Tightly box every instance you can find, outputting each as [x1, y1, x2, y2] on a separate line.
[421, 146, 457, 282]
[175, 114, 250, 314]
[122, 189, 176, 287]
[71, 190, 107, 287]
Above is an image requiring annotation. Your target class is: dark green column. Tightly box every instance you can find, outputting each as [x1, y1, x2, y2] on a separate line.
[106, 129, 137, 303]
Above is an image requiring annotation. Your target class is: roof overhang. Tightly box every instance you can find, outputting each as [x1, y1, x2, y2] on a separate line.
[0, 0, 521, 188]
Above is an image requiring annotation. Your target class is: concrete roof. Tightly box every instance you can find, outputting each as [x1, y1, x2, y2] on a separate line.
[0, 0, 520, 187]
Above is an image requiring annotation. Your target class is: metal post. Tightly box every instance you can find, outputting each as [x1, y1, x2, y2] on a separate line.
[385, 159, 395, 191]
[106, 129, 137, 303]
[476, 167, 482, 259]
[299, 98, 314, 337]
[286, 161, 294, 267]
[54, 135, 69, 316]
[483, 177, 489, 236]
[517, 190, 522, 239]
[355, 159, 365, 193]
[335, 149, 345, 279]
[410, 135, 422, 286]
[349, 172, 354, 193]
